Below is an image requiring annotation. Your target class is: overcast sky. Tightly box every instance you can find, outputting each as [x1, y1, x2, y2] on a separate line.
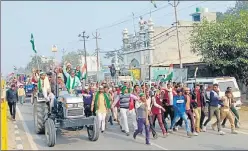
[1, 1, 236, 75]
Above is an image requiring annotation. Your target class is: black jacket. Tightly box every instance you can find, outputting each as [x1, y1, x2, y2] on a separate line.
[6, 89, 18, 103]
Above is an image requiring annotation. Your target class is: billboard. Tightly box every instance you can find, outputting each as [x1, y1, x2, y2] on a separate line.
[150, 67, 188, 83]
[130, 68, 141, 80]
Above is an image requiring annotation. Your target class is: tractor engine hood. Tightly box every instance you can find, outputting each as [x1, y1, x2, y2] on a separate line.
[61, 94, 84, 104]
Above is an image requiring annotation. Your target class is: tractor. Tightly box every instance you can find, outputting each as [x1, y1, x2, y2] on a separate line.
[32, 85, 99, 147]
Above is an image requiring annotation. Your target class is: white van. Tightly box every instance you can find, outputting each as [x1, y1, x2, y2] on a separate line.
[185, 77, 242, 110]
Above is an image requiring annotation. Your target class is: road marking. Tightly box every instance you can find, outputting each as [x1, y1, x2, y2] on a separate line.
[105, 131, 168, 150]
[17, 144, 24, 150]
[15, 136, 21, 141]
[15, 130, 20, 134]
[16, 105, 39, 150]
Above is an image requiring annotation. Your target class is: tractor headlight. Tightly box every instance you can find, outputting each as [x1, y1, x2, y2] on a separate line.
[66, 104, 74, 108]
[78, 102, 84, 108]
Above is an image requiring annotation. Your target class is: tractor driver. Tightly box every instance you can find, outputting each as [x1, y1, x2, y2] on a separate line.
[37, 72, 51, 101]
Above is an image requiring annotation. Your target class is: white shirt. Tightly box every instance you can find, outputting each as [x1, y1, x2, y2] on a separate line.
[168, 88, 173, 105]
[147, 97, 163, 112]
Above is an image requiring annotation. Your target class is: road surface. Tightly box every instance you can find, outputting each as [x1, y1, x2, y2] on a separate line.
[16, 98, 248, 150]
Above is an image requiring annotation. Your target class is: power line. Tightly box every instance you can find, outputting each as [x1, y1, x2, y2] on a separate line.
[96, 3, 170, 31]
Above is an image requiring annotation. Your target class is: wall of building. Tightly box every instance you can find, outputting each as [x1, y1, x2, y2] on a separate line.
[152, 22, 201, 66]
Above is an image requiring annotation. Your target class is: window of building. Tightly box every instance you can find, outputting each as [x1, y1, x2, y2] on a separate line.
[193, 14, 201, 22]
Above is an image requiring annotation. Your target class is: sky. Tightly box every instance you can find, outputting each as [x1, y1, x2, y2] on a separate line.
[1, 1, 236, 75]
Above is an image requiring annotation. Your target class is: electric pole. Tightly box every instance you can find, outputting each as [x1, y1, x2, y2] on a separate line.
[61, 48, 66, 62]
[169, 0, 182, 68]
[92, 30, 101, 81]
[78, 31, 89, 83]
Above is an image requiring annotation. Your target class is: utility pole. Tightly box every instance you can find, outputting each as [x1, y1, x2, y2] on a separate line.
[61, 48, 66, 63]
[78, 31, 89, 83]
[92, 30, 101, 81]
[169, 0, 182, 68]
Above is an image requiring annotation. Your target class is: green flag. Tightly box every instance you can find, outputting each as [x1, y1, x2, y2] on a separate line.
[130, 71, 136, 84]
[30, 33, 37, 53]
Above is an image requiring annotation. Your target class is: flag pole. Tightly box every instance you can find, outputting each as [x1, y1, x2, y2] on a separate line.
[35, 53, 39, 70]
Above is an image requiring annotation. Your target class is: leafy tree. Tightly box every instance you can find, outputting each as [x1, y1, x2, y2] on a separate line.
[62, 49, 90, 68]
[25, 56, 55, 73]
[190, 11, 248, 85]
[62, 51, 81, 68]
[104, 50, 124, 64]
[216, 1, 248, 21]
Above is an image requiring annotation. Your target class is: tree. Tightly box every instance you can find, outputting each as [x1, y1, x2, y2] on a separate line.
[216, 1, 248, 21]
[104, 50, 124, 64]
[25, 56, 55, 73]
[190, 11, 248, 85]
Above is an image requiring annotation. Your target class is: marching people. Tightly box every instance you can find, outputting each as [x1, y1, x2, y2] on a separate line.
[112, 86, 138, 136]
[168, 88, 192, 137]
[151, 90, 168, 137]
[212, 90, 238, 134]
[163, 82, 176, 131]
[82, 86, 94, 117]
[133, 93, 150, 145]
[193, 84, 203, 133]
[17, 85, 25, 105]
[6, 84, 19, 121]
[184, 87, 198, 136]
[200, 84, 212, 130]
[221, 87, 240, 128]
[104, 86, 113, 126]
[202, 84, 225, 135]
[145, 90, 158, 139]
[91, 86, 111, 133]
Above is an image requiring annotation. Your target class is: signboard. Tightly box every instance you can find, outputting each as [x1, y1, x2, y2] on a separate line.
[52, 45, 57, 52]
[118, 76, 132, 82]
[150, 67, 188, 83]
[130, 68, 141, 80]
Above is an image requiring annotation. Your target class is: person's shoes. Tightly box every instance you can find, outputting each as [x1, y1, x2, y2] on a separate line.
[120, 125, 122, 130]
[153, 133, 158, 139]
[163, 133, 169, 137]
[101, 131, 104, 133]
[231, 130, 238, 134]
[121, 130, 126, 133]
[133, 133, 136, 139]
[146, 142, 151, 145]
[187, 132, 192, 138]
[12, 118, 16, 121]
[202, 126, 207, 132]
[221, 124, 225, 128]
[192, 132, 198, 136]
[174, 126, 179, 131]
[168, 129, 173, 133]
[218, 131, 225, 135]
[235, 125, 240, 129]
[211, 124, 216, 131]
[126, 132, 130, 136]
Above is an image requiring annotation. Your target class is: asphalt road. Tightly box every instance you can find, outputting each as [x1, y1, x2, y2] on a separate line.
[16, 98, 248, 150]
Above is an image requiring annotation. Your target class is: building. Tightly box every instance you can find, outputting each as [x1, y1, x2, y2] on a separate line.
[121, 8, 216, 81]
